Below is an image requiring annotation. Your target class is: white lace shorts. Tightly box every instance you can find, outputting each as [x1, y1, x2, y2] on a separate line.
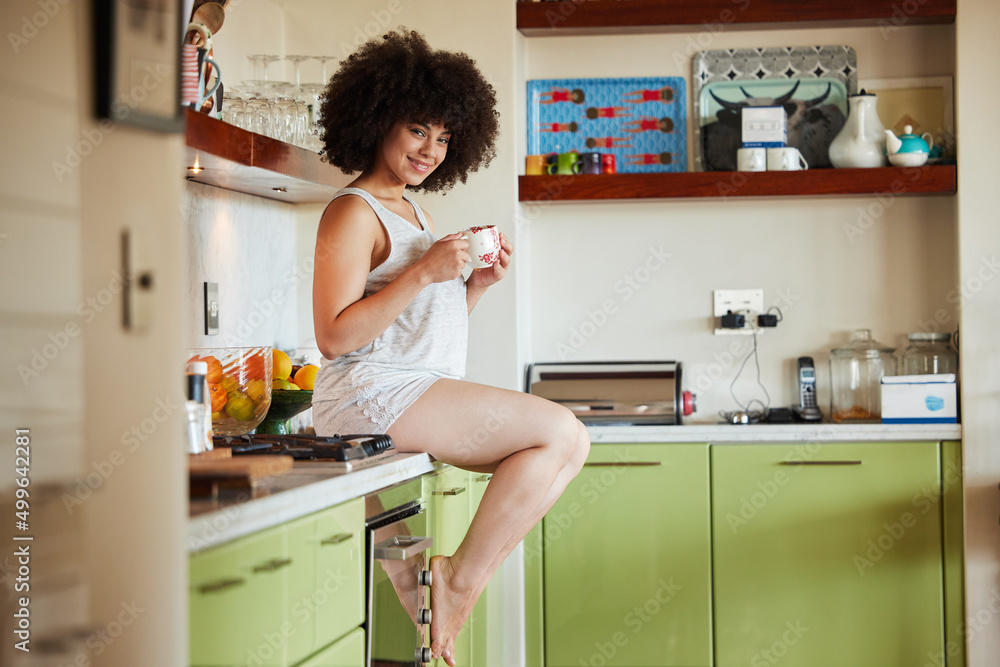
[311, 362, 452, 436]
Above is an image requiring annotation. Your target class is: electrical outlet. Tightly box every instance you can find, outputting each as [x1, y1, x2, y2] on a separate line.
[713, 289, 764, 318]
[204, 282, 219, 335]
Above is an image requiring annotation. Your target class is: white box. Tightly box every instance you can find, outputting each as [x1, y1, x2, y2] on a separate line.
[881, 374, 958, 424]
[741, 106, 787, 147]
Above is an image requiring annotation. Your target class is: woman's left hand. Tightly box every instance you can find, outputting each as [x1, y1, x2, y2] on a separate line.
[467, 232, 513, 291]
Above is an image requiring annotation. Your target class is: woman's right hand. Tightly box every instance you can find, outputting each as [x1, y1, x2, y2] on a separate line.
[415, 233, 470, 284]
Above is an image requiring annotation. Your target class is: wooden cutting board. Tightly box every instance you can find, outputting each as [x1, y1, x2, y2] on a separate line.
[189, 454, 293, 496]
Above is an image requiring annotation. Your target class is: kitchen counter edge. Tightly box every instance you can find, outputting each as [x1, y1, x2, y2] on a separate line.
[586, 422, 962, 443]
[187, 452, 437, 554]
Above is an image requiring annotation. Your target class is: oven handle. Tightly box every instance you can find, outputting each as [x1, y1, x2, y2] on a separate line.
[373, 535, 434, 561]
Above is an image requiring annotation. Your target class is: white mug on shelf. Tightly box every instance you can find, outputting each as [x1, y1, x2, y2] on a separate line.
[737, 147, 766, 172]
[767, 147, 809, 171]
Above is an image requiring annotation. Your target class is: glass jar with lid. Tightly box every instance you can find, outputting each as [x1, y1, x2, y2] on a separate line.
[900, 332, 958, 375]
[830, 329, 897, 423]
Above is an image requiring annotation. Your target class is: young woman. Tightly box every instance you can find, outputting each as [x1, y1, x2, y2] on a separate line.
[312, 29, 590, 665]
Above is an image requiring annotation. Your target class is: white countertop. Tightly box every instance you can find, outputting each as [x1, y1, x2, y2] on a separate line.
[187, 422, 960, 553]
[187, 452, 437, 554]
[587, 422, 962, 443]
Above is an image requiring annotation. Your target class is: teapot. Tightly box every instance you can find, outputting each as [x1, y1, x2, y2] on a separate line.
[885, 124, 933, 167]
[828, 92, 888, 169]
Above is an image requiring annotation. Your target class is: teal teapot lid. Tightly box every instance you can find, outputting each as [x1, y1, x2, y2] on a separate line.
[895, 124, 930, 154]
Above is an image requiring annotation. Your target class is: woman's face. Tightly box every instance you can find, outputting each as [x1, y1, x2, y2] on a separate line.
[379, 119, 450, 186]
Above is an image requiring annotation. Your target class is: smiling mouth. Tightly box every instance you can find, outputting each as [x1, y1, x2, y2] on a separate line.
[408, 157, 431, 173]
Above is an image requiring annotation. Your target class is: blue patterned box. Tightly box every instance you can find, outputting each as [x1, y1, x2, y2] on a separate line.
[527, 77, 687, 174]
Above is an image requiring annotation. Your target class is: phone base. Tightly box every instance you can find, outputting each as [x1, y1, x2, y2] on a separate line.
[793, 406, 823, 422]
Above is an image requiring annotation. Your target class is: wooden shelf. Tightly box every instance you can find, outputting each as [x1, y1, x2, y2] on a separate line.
[516, 0, 956, 35]
[183, 109, 349, 204]
[518, 165, 956, 202]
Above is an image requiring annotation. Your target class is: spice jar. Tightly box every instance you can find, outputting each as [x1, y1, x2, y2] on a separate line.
[900, 332, 958, 375]
[830, 329, 897, 423]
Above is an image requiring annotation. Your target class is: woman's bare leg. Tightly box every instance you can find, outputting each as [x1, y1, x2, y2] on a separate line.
[387, 379, 590, 665]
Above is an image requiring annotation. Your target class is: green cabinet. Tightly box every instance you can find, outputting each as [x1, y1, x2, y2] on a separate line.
[424, 466, 475, 667]
[470, 473, 493, 666]
[189, 497, 364, 667]
[296, 627, 365, 667]
[711, 442, 945, 667]
[540, 443, 713, 667]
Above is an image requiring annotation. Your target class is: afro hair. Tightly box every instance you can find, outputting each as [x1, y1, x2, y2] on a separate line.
[319, 29, 500, 193]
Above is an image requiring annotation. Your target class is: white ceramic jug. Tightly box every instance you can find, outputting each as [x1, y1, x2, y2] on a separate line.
[828, 92, 888, 168]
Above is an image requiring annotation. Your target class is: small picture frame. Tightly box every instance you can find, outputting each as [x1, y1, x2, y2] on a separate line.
[95, 0, 185, 132]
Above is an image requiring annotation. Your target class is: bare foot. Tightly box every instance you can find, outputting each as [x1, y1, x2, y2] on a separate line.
[429, 554, 479, 666]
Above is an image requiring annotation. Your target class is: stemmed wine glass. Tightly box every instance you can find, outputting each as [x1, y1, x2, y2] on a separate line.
[284, 55, 312, 99]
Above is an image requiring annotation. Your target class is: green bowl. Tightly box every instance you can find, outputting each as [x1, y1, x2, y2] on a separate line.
[256, 389, 313, 435]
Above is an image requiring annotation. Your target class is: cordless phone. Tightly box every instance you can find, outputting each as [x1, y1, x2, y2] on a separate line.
[794, 356, 823, 422]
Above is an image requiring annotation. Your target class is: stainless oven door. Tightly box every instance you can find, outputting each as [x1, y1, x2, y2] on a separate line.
[366, 481, 433, 667]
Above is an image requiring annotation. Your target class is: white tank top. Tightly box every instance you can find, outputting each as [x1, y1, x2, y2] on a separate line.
[318, 187, 468, 379]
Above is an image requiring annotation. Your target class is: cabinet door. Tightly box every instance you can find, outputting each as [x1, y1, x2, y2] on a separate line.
[425, 467, 473, 667]
[470, 473, 493, 667]
[286, 516, 319, 665]
[712, 442, 944, 667]
[190, 540, 248, 666]
[544, 443, 713, 667]
[296, 627, 365, 667]
[313, 497, 365, 649]
[241, 527, 291, 667]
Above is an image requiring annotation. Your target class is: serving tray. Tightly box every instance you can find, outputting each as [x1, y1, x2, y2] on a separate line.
[527, 76, 687, 173]
[692, 46, 857, 171]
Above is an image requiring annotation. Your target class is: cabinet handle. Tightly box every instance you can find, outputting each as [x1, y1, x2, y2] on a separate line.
[433, 487, 467, 496]
[474, 474, 492, 482]
[584, 462, 662, 467]
[252, 557, 293, 573]
[320, 532, 353, 546]
[780, 460, 862, 466]
[197, 577, 246, 594]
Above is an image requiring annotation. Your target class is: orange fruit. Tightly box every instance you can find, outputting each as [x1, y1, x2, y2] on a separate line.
[244, 349, 268, 381]
[272, 349, 293, 381]
[188, 354, 222, 384]
[209, 383, 228, 412]
[246, 378, 268, 404]
[292, 364, 319, 391]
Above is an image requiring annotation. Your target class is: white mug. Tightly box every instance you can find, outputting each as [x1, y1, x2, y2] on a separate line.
[767, 147, 809, 171]
[459, 225, 500, 269]
[737, 147, 766, 172]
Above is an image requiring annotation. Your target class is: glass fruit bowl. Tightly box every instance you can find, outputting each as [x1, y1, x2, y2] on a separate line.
[188, 346, 272, 436]
[257, 390, 313, 435]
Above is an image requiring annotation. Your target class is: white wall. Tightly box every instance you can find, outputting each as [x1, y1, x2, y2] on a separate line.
[520, 24, 959, 420]
[955, 0, 1000, 664]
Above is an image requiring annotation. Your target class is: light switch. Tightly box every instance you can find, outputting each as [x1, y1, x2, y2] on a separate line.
[204, 282, 219, 335]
